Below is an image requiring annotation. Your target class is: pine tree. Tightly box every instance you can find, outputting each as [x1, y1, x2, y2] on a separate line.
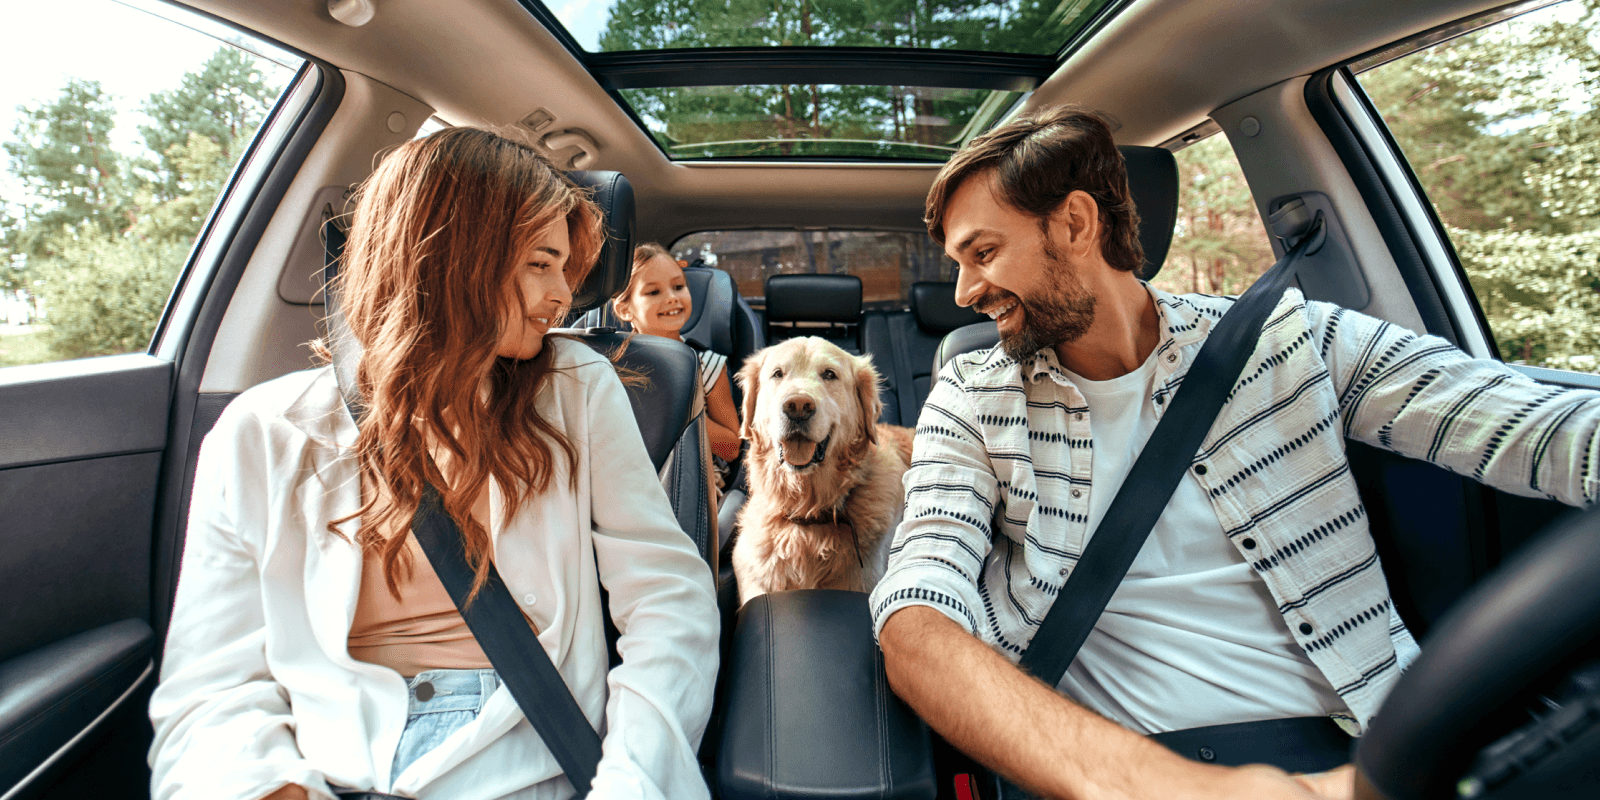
[138, 46, 277, 202]
[3, 78, 132, 255]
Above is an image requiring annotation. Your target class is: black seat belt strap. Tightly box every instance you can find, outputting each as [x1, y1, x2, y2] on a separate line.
[322, 220, 604, 797]
[410, 486, 605, 796]
[889, 315, 921, 427]
[1016, 215, 1325, 687]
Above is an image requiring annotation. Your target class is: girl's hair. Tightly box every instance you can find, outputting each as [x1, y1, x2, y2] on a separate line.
[616, 242, 674, 303]
[328, 126, 604, 600]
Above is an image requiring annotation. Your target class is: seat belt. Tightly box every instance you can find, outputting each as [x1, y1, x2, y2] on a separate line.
[409, 486, 605, 796]
[321, 217, 604, 797]
[889, 315, 921, 427]
[1015, 213, 1324, 687]
[965, 215, 1329, 799]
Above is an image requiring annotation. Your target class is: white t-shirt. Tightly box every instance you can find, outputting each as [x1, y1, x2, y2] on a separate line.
[1055, 348, 1348, 734]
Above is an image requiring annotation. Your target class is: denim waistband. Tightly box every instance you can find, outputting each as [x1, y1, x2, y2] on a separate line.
[404, 668, 499, 715]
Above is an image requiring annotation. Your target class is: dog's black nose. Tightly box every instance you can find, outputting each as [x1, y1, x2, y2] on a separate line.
[783, 395, 816, 421]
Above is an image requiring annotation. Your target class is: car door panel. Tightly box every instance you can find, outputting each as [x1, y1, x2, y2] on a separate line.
[0, 619, 154, 797]
[0, 358, 171, 798]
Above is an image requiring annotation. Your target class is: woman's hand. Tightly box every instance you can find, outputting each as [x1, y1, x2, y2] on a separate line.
[257, 784, 308, 800]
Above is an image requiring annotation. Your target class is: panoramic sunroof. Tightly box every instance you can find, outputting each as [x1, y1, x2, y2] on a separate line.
[524, 0, 1117, 161]
[621, 85, 1029, 160]
[546, 0, 1113, 56]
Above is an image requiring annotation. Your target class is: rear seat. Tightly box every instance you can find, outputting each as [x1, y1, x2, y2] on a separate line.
[862, 282, 984, 426]
[763, 274, 863, 354]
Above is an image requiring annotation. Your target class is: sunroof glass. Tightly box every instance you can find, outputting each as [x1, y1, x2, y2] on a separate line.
[551, 0, 1113, 56]
[620, 84, 1028, 160]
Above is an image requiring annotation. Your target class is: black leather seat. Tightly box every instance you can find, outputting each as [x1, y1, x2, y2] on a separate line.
[863, 282, 985, 425]
[763, 273, 864, 354]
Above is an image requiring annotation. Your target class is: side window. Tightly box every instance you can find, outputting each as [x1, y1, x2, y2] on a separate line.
[1150, 133, 1275, 297]
[670, 229, 954, 308]
[0, 0, 302, 369]
[1357, 0, 1600, 372]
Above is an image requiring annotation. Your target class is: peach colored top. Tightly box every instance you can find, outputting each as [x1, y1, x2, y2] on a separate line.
[347, 534, 494, 677]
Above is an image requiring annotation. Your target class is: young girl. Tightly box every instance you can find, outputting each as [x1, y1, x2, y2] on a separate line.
[149, 128, 719, 800]
[611, 244, 742, 476]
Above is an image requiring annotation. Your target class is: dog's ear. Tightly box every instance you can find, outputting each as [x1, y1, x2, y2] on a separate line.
[735, 350, 763, 441]
[853, 352, 883, 446]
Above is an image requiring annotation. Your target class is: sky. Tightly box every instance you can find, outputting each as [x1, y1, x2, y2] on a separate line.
[549, 0, 613, 50]
[0, 0, 300, 201]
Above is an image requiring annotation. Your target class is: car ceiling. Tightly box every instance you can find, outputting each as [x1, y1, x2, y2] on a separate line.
[186, 0, 1510, 244]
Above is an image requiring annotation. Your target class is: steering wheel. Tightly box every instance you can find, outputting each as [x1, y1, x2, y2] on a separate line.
[1354, 504, 1600, 799]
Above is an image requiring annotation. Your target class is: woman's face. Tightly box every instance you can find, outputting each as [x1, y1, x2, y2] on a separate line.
[496, 220, 573, 360]
[615, 255, 691, 339]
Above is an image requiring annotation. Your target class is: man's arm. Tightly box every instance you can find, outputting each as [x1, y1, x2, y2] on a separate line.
[1314, 301, 1600, 506]
[879, 607, 1346, 800]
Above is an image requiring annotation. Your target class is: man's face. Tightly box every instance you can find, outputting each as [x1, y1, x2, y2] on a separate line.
[942, 172, 1097, 363]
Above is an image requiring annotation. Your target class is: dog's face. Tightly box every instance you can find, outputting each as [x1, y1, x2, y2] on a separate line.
[737, 337, 883, 472]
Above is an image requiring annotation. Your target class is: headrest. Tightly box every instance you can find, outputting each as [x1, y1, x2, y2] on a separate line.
[566, 170, 634, 316]
[1117, 145, 1179, 281]
[680, 266, 739, 355]
[765, 274, 862, 324]
[911, 282, 985, 334]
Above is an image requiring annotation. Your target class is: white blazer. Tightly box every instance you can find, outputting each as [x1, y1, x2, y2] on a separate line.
[150, 339, 720, 800]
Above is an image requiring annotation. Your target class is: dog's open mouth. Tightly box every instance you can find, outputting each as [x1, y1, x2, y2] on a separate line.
[779, 434, 830, 470]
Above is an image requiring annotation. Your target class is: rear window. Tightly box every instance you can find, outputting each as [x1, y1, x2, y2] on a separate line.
[670, 229, 955, 308]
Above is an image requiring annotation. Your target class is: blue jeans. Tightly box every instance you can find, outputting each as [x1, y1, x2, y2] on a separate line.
[390, 668, 500, 782]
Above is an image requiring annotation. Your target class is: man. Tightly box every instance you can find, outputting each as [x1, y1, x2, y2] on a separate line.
[869, 104, 1600, 800]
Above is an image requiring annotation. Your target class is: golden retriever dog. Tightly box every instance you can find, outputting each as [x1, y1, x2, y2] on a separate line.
[732, 337, 915, 604]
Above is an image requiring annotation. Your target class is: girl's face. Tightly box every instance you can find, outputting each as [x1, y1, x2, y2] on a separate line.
[615, 255, 692, 338]
[496, 220, 573, 360]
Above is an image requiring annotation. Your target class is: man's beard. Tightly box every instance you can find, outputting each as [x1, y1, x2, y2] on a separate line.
[980, 248, 1097, 363]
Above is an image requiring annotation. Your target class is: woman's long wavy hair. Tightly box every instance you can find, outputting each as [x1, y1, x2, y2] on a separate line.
[327, 126, 604, 600]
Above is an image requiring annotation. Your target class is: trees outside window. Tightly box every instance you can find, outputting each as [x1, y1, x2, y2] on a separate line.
[0, 1, 299, 368]
[1358, 0, 1600, 372]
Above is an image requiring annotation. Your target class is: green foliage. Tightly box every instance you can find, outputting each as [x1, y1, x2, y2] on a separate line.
[600, 0, 1106, 158]
[4, 79, 132, 256]
[1454, 226, 1600, 370]
[1, 45, 283, 366]
[1359, 0, 1600, 371]
[34, 228, 188, 359]
[1153, 136, 1274, 297]
[139, 47, 278, 201]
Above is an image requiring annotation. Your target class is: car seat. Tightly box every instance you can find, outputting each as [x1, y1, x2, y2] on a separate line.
[574, 262, 764, 407]
[864, 281, 985, 426]
[763, 273, 864, 354]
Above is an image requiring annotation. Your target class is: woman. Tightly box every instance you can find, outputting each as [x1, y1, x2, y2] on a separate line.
[149, 128, 720, 800]
[611, 244, 742, 484]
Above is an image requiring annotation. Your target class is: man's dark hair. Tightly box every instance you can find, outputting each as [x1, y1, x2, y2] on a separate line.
[925, 104, 1144, 273]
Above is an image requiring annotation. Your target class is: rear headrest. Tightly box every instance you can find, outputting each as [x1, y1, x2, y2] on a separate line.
[680, 266, 738, 354]
[1117, 145, 1179, 281]
[765, 274, 862, 324]
[911, 282, 984, 333]
[566, 170, 634, 315]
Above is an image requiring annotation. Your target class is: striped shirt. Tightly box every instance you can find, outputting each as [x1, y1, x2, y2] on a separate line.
[869, 285, 1600, 729]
